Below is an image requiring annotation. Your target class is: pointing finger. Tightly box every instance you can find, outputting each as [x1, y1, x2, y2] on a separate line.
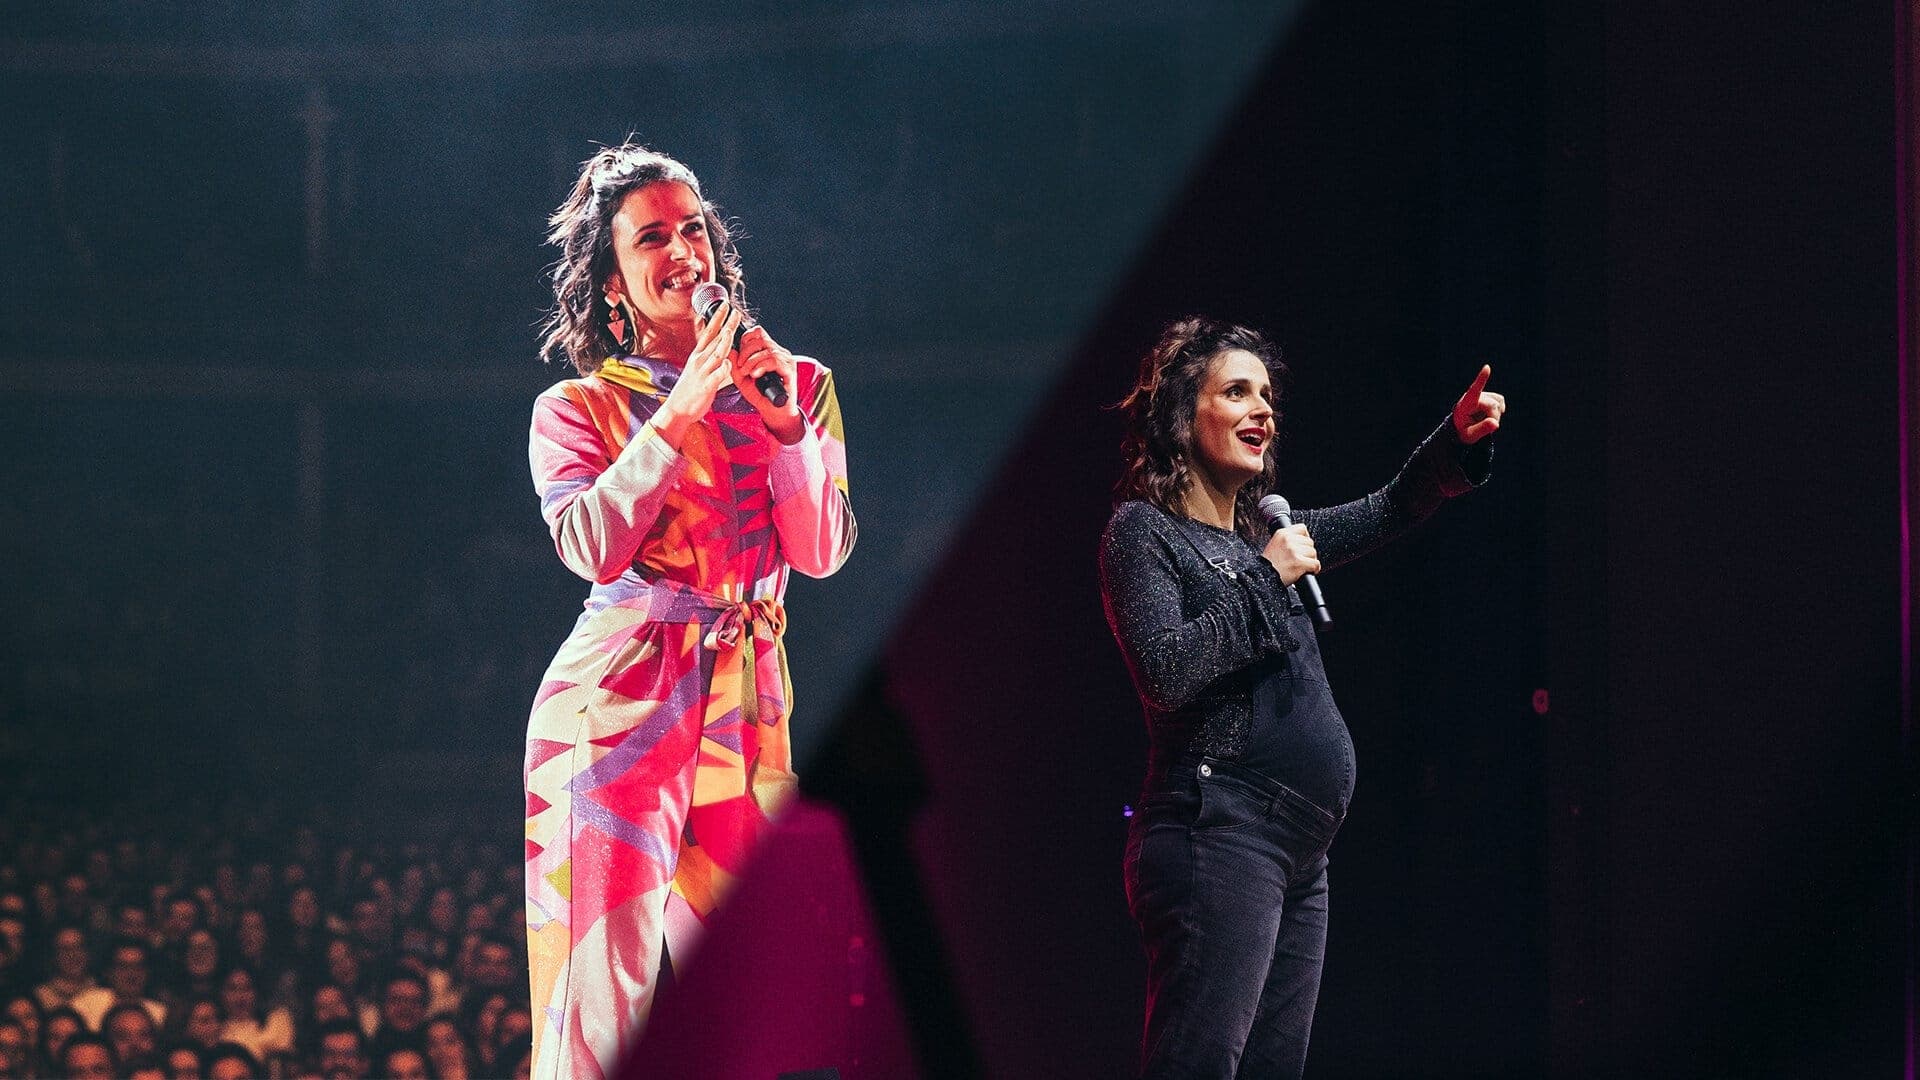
[1461, 364, 1491, 403]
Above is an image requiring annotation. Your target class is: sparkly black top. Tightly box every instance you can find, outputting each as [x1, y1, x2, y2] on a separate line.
[1099, 420, 1492, 792]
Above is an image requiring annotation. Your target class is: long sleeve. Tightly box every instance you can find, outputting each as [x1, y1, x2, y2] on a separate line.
[1099, 502, 1293, 714]
[768, 358, 857, 578]
[1299, 419, 1493, 571]
[530, 383, 687, 584]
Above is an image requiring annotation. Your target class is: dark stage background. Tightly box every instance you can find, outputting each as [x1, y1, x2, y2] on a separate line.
[0, 2, 1909, 1078]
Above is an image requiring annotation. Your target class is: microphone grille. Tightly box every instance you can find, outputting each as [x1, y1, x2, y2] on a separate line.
[1257, 494, 1292, 523]
[691, 281, 728, 320]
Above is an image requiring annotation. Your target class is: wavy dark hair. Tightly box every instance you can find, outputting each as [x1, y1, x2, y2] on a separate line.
[539, 143, 747, 375]
[1115, 316, 1289, 544]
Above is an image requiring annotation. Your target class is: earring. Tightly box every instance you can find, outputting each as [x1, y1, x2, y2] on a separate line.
[605, 293, 632, 353]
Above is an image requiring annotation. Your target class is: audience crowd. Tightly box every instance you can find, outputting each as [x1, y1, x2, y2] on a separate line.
[0, 799, 533, 1079]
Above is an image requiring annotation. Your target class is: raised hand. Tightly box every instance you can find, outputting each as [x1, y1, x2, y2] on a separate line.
[732, 324, 804, 444]
[1451, 364, 1506, 445]
[653, 302, 743, 449]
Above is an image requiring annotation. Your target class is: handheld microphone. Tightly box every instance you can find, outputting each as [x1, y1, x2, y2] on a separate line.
[1257, 494, 1332, 630]
[692, 281, 787, 407]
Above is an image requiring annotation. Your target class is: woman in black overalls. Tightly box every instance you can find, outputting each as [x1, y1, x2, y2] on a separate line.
[1098, 317, 1504, 1078]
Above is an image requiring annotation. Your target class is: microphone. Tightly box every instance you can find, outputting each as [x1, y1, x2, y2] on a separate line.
[1257, 494, 1332, 630]
[692, 281, 788, 407]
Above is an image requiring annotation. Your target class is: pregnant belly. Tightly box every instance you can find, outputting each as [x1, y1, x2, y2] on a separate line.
[1241, 670, 1356, 818]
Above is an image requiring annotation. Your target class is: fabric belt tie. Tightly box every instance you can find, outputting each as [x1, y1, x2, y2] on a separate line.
[627, 584, 787, 731]
[702, 597, 785, 731]
[702, 598, 787, 650]
[594, 581, 789, 729]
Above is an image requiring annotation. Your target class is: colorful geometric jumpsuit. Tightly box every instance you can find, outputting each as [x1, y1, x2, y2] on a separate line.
[523, 353, 855, 1080]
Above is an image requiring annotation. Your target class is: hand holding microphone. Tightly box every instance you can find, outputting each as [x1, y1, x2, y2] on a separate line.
[692, 282, 788, 408]
[650, 301, 741, 450]
[1258, 495, 1332, 630]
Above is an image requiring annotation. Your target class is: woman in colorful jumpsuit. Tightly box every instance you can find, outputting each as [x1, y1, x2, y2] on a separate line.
[524, 144, 855, 1079]
[1099, 317, 1503, 1079]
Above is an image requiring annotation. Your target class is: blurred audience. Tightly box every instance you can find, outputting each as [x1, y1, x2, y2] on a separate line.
[70, 939, 164, 1030]
[163, 1041, 204, 1079]
[0, 1019, 28, 1079]
[101, 1000, 158, 1065]
[40, 1007, 82, 1070]
[0, 800, 525, 1078]
[377, 1045, 429, 1080]
[124, 1053, 169, 1080]
[33, 929, 92, 1012]
[201, 1041, 261, 1080]
[55, 1032, 113, 1080]
[315, 1020, 368, 1080]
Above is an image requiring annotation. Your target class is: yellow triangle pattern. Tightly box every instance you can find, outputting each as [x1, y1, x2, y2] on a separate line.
[545, 859, 572, 901]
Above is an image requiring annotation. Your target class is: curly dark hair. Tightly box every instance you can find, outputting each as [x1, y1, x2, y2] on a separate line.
[538, 143, 747, 375]
[1115, 316, 1289, 544]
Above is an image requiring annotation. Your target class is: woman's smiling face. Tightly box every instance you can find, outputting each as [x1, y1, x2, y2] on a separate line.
[605, 181, 716, 337]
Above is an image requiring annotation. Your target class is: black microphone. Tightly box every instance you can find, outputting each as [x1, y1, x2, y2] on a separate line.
[692, 281, 787, 407]
[1257, 494, 1332, 630]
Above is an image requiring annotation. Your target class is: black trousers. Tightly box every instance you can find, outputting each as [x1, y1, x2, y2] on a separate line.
[1124, 757, 1343, 1079]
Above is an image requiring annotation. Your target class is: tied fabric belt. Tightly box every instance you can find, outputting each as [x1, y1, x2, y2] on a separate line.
[697, 596, 784, 730]
[631, 584, 786, 648]
[608, 579, 786, 637]
[703, 597, 786, 650]
[627, 581, 787, 727]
